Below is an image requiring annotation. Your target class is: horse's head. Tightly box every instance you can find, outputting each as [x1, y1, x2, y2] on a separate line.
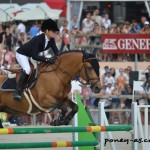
[80, 53, 101, 93]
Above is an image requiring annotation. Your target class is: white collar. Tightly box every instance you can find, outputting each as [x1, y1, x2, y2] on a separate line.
[45, 35, 50, 42]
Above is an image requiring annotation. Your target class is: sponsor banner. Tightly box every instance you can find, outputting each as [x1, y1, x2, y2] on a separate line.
[102, 34, 150, 54]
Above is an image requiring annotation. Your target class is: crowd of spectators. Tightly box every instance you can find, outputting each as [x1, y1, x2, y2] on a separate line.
[0, 8, 150, 126]
[68, 9, 150, 62]
[79, 65, 150, 125]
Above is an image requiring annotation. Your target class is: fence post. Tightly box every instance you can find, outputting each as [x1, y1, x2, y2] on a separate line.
[132, 102, 138, 150]
[98, 102, 105, 150]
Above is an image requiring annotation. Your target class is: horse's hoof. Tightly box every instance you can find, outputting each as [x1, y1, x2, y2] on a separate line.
[50, 121, 54, 126]
[53, 120, 61, 126]
[0, 124, 4, 128]
[64, 120, 70, 125]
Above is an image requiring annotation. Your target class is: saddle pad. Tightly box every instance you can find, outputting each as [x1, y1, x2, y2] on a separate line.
[0, 69, 37, 92]
[0, 78, 16, 91]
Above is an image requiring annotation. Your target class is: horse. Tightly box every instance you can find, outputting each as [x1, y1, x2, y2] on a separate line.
[0, 50, 101, 127]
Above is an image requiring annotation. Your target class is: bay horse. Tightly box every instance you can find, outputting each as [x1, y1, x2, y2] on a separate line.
[0, 51, 101, 127]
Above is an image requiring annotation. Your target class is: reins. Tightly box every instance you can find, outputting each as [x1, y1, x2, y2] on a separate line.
[36, 53, 100, 88]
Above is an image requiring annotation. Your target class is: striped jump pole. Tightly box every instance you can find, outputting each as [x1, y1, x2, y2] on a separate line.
[0, 125, 133, 134]
[0, 140, 98, 149]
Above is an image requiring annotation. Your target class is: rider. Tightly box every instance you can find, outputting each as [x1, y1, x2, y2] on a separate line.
[13, 19, 59, 101]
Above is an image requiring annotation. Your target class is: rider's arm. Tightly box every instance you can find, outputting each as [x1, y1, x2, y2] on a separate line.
[31, 43, 47, 62]
[32, 54, 47, 62]
[50, 38, 59, 55]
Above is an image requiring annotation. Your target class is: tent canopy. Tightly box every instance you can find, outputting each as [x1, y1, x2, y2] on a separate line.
[0, 3, 62, 22]
[0, 3, 20, 22]
[14, 3, 62, 20]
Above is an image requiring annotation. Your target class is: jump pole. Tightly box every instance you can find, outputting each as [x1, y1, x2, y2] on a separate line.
[0, 125, 133, 134]
[0, 140, 98, 149]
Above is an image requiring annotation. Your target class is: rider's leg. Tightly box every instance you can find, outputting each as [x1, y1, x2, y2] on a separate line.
[13, 52, 30, 101]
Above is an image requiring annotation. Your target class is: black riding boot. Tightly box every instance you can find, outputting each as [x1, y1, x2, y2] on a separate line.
[13, 71, 29, 101]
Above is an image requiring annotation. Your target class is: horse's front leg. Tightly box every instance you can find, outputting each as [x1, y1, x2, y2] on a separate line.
[53, 97, 78, 126]
[52, 105, 68, 126]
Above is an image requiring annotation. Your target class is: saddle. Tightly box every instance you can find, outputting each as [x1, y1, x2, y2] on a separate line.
[0, 62, 37, 91]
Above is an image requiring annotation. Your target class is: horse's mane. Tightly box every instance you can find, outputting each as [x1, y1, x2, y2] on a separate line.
[58, 50, 99, 77]
[57, 50, 83, 56]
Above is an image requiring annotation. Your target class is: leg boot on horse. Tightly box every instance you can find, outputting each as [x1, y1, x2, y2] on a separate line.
[13, 71, 29, 101]
[52, 99, 78, 126]
[0, 119, 4, 128]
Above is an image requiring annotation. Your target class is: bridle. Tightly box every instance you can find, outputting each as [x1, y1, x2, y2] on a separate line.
[81, 58, 100, 89]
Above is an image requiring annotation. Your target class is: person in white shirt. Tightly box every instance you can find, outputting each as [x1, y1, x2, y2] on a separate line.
[82, 13, 94, 33]
[104, 70, 115, 87]
[17, 22, 26, 36]
[102, 13, 111, 30]
[91, 9, 103, 29]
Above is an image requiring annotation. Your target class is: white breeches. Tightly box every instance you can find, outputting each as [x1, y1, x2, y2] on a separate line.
[16, 52, 31, 75]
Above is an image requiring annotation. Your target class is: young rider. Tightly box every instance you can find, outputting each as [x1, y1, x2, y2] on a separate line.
[13, 19, 59, 101]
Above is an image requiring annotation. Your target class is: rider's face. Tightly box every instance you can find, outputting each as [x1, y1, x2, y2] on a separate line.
[45, 30, 56, 39]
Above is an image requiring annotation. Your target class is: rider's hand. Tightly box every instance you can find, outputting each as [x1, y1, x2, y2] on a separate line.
[46, 57, 55, 64]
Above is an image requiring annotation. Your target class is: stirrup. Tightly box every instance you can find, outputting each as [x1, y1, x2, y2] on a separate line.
[13, 92, 22, 101]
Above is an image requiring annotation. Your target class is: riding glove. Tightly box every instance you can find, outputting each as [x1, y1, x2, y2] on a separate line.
[46, 57, 55, 64]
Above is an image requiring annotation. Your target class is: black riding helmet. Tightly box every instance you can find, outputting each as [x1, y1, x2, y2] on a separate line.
[41, 19, 59, 32]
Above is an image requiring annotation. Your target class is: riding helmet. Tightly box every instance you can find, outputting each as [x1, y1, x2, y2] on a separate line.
[41, 19, 59, 32]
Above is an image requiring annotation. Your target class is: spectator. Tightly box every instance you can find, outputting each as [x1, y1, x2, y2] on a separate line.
[3, 45, 14, 65]
[124, 68, 130, 85]
[18, 32, 27, 45]
[90, 22, 101, 59]
[0, 24, 5, 46]
[104, 70, 115, 87]
[116, 24, 122, 33]
[130, 20, 141, 34]
[70, 15, 80, 34]
[121, 84, 133, 124]
[121, 21, 132, 34]
[60, 21, 70, 52]
[94, 86, 111, 120]
[140, 16, 147, 28]
[4, 46, 14, 65]
[82, 13, 94, 34]
[17, 22, 26, 36]
[110, 67, 116, 78]
[100, 25, 109, 61]
[101, 65, 109, 85]
[139, 21, 150, 34]
[91, 9, 103, 30]
[111, 83, 122, 124]
[145, 77, 150, 102]
[116, 68, 127, 92]
[142, 65, 150, 84]
[5, 26, 14, 51]
[1, 61, 10, 75]
[10, 58, 20, 69]
[102, 13, 111, 30]
[109, 23, 117, 34]
[29, 23, 40, 38]
[100, 25, 108, 34]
